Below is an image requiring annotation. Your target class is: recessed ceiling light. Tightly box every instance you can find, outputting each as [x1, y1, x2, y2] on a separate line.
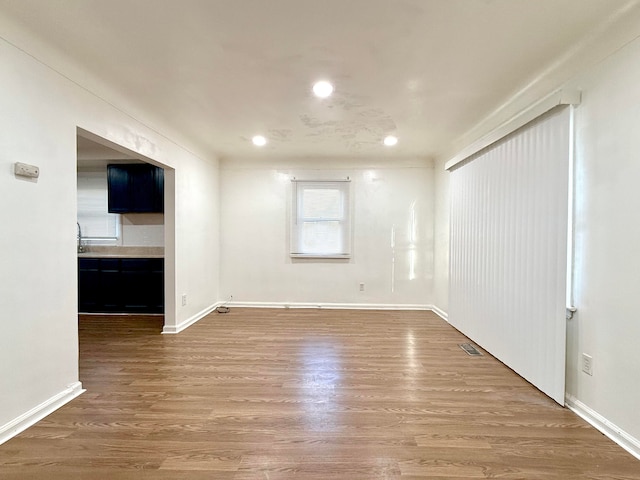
[313, 80, 334, 98]
[252, 135, 267, 146]
[384, 135, 398, 146]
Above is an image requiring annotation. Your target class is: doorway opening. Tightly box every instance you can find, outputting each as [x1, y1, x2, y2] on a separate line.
[75, 128, 176, 334]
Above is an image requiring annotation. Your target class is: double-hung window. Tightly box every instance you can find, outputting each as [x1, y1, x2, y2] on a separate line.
[77, 170, 120, 244]
[290, 180, 351, 258]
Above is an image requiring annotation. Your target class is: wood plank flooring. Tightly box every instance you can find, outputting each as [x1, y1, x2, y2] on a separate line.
[1, 308, 638, 479]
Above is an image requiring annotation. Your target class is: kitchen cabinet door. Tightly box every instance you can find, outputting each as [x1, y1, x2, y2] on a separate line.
[149, 259, 165, 313]
[121, 259, 153, 312]
[100, 259, 122, 312]
[108, 164, 164, 213]
[78, 257, 164, 314]
[78, 259, 100, 312]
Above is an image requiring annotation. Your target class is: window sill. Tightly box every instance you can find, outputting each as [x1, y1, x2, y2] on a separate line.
[290, 253, 351, 260]
[80, 238, 120, 247]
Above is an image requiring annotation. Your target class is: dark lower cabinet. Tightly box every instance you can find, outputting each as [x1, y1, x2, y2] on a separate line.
[100, 259, 122, 312]
[78, 259, 100, 311]
[78, 257, 164, 314]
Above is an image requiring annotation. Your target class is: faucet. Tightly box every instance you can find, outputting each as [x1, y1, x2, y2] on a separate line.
[77, 222, 84, 253]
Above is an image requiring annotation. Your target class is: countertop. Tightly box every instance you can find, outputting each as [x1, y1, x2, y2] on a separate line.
[78, 246, 164, 259]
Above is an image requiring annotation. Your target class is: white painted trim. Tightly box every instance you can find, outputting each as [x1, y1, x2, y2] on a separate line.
[162, 302, 448, 333]
[0, 381, 85, 445]
[290, 254, 351, 259]
[565, 394, 640, 461]
[162, 302, 222, 334]
[430, 305, 449, 321]
[445, 89, 581, 171]
[227, 301, 435, 311]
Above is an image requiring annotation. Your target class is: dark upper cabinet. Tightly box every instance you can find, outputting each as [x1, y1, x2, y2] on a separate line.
[107, 164, 164, 213]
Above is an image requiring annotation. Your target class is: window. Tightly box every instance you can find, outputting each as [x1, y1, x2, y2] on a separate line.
[77, 170, 120, 244]
[290, 180, 351, 258]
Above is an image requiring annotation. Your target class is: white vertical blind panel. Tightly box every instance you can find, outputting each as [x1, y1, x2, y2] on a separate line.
[449, 107, 570, 404]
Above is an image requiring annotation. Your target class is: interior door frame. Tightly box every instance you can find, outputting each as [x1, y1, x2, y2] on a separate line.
[76, 127, 176, 330]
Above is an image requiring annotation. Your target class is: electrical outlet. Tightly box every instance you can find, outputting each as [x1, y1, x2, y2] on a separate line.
[181, 294, 187, 306]
[582, 353, 593, 376]
[359, 282, 365, 292]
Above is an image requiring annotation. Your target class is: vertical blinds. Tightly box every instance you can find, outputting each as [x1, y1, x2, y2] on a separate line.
[448, 106, 571, 404]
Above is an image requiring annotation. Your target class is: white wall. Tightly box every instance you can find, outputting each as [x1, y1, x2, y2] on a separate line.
[220, 158, 434, 308]
[0, 20, 220, 434]
[432, 157, 449, 316]
[121, 214, 164, 247]
[171, 154, 220, 328]
[563, 35, 640, 444]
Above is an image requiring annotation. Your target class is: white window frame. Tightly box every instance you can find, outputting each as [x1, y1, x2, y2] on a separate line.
[290, 179, 351, 259]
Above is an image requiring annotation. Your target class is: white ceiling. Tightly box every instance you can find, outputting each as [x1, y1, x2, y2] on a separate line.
[0, 0, 635, 160]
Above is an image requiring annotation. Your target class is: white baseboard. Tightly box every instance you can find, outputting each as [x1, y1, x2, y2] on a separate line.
[430, 305, 449, 321]
[162, 300, 449, 333]
[162, 302, 222, 334]
[565, 394, 640, 461]
[227, 301, 433, 311]
[0, 381, 85, 446]
[162, 301, 439, 334]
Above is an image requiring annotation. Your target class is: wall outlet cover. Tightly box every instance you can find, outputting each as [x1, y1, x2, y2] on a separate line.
[582, 353, 593, 376]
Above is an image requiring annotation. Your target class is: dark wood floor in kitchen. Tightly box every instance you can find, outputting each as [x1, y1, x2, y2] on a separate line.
[0, 308, 638, 479]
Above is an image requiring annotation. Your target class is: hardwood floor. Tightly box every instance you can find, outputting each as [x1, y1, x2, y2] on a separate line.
[0, 308, 638, 479]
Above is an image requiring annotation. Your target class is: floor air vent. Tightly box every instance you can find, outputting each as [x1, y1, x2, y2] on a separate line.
[459, 343, 482, 356]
